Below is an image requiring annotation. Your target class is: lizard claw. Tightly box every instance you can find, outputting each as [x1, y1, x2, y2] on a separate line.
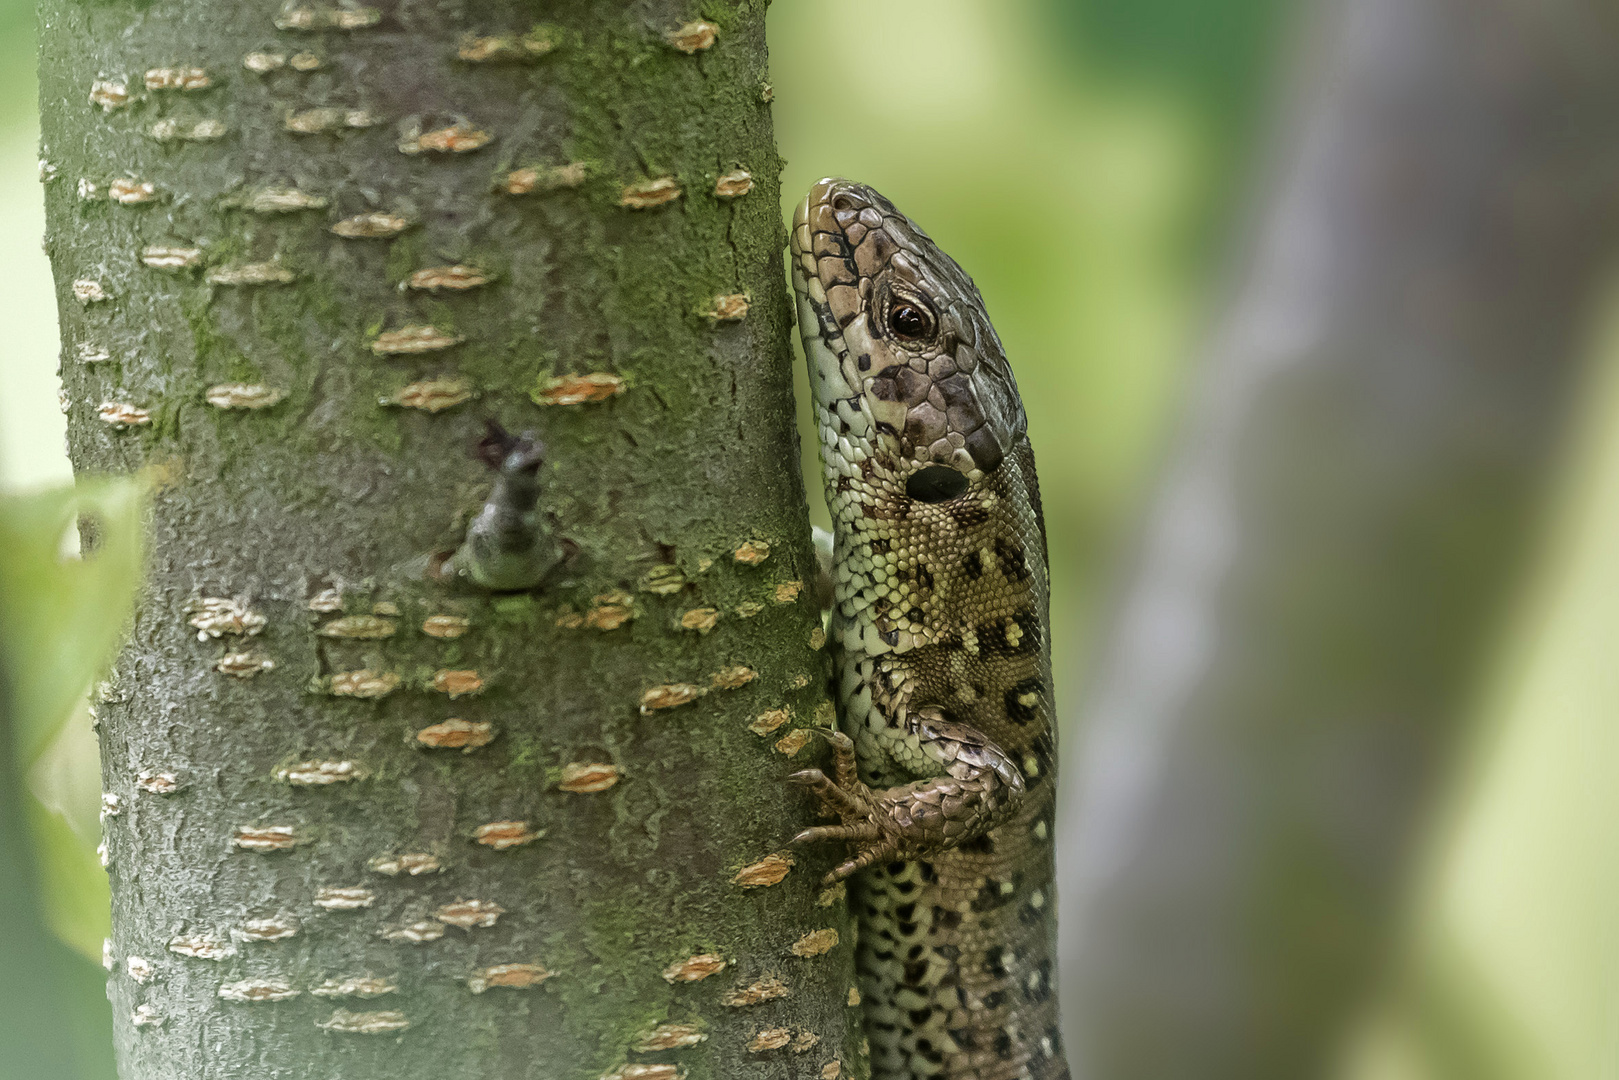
[786, 709, 1029, 880]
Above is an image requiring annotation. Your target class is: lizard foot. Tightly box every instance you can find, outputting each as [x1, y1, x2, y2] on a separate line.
[789, 710, 1026, 884]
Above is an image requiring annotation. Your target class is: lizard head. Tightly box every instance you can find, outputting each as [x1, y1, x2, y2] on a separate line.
[790, 177, 1025, 500]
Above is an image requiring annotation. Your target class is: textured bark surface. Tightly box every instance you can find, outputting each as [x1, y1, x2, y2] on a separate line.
[1058, 0, 1619, 1075]
[40, 2, 860, 1077]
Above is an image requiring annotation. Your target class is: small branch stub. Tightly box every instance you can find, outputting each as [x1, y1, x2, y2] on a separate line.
[448, 423, 564, 591]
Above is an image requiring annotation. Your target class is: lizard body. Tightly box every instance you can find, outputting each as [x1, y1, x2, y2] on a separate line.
[789, 179, 1067, 1080]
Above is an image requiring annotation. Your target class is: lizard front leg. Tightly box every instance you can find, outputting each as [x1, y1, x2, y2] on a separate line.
[790, 707, 1026, 884]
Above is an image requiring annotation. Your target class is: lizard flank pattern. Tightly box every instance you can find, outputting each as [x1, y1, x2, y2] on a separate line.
[789, 178, 1067, 1080]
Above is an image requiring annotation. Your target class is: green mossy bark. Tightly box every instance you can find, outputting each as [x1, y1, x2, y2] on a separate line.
[39, 1, 861, 1077]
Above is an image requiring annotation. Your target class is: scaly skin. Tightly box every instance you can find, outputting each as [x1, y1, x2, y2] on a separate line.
[789, 179, 1067, 1080]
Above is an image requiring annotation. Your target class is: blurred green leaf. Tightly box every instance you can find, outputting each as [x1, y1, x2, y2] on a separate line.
[0, 479, 144, 766]
[25, 797, 111, 962]
[0, 478, 143, 965]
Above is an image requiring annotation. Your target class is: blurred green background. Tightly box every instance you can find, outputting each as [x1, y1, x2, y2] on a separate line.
[6, 0, 1619, 1076]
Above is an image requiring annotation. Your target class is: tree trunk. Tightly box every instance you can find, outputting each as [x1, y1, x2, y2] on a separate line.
[39, 2, 859, 1077]
[1058, 0, 1619, 1075]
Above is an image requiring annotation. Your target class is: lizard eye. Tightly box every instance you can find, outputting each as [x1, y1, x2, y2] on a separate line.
[888, 300, 934, 341]
[906, 464, 969, 503]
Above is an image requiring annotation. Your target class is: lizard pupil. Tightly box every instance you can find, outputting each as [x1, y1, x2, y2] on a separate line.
[906, 464, 969, 503]
[889, 302, 930, 340]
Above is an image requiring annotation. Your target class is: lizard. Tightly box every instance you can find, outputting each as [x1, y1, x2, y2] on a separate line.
[788, 178, 1068, 1080]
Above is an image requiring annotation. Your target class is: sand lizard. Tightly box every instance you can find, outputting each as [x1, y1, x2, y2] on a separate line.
[789, 178, 1067, 1080]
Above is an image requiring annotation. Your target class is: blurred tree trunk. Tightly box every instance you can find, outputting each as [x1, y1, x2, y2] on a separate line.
[39, 2, 859, 1078]
[1058, 0, 1619, 1075]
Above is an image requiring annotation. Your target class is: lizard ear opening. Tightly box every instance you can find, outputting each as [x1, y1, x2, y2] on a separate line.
[906, 465, 969, 503]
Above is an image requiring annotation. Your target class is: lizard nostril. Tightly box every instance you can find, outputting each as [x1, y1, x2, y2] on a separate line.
[831, 193, 855, 212]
